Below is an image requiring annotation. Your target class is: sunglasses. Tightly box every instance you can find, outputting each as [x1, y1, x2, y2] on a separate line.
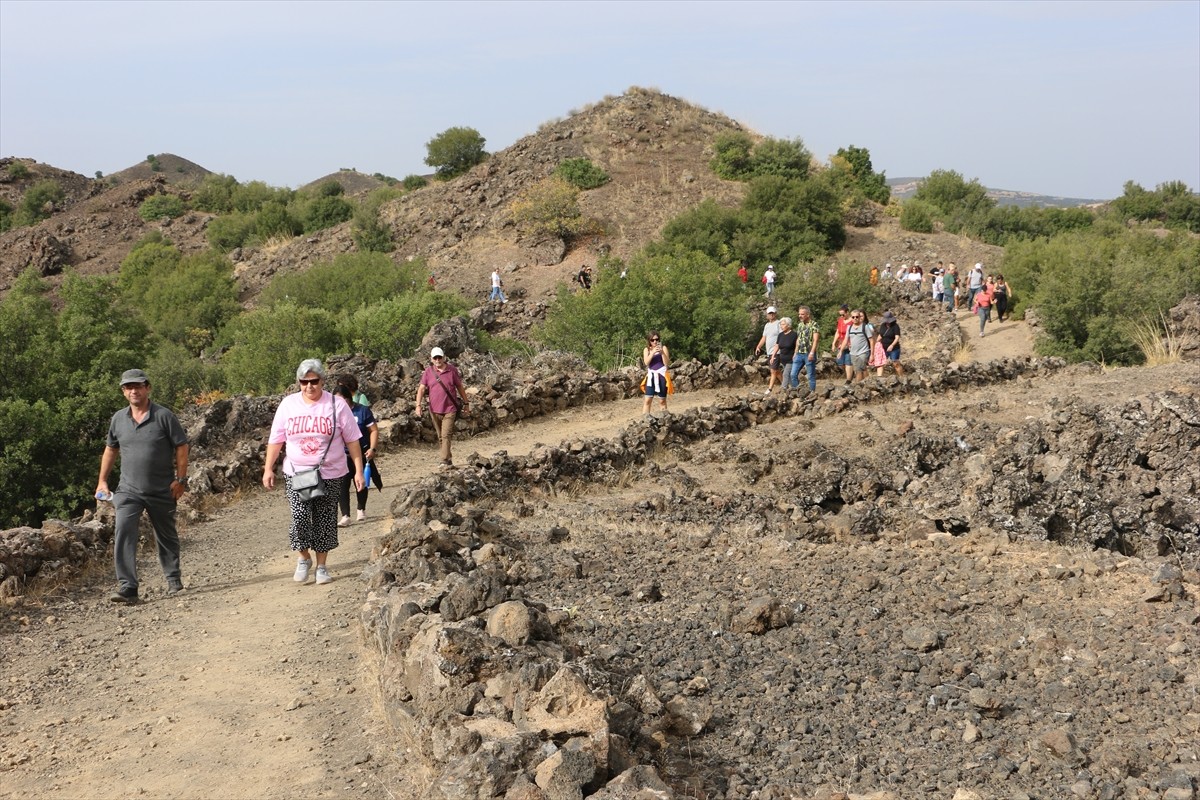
[432, 355, 445, 361]
[298, 378, 322, 386]
[649, 338, 660, 342]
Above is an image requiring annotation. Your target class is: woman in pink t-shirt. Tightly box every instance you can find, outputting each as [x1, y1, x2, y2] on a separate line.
[262, 358, 364, 586]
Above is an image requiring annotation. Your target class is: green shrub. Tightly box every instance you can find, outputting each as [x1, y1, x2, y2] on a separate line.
[425, 126, 487, 180]
[315, 180, 344, 197]
[145, 342, 225, 409]
[259, 252, 427, 314]
[537, 251, 753, 370]
[341, 292, 471, 361]
[900, 199, 937, 233]
[509, 176, 597, 243]
[772, 259, 889, 345]
[352, 188, 400, 253]
[1110, 179, 1200, 233]
[217, 301, 342, 394]
[555, 158, 610, 190]
[0, 199, 13, 233]
[301, 195, 353, 233]
[255, 201, 301, 240]
[711, 133, 811, 182]
[402, 174, 428, 190]
[831, 145, 890, 204]
[231, 180, 292, 214]
[18, 179, 64, 224]
[913, 169, 995, 233]
[9, 161, 30, 179]
[192, 174, 240, 213]
[1001, 227, 1200, 363]
[138, 194, 186, 221]
[206, 211, 257, 250]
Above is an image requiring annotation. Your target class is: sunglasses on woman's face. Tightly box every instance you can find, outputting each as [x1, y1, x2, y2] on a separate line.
[299, 378, 321, 386]
[649, 338, 660, 343]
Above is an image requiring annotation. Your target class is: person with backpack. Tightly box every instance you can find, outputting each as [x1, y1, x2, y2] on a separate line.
[876, 310, 904, 376]
[839, 309, 876, 383]
[967, 262, 986, 309]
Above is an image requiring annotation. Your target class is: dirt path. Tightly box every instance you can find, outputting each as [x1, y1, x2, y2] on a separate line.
[954, 308, 1034, 363]
[0, 391, 724, 800]
[0, 320, 1040, 799]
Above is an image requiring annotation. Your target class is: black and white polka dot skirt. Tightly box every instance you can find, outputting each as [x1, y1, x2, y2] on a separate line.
[284, 474, 345, 553]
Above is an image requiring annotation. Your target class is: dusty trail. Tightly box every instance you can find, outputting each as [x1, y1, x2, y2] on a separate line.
[0, 391, 724, 800]
[0, 323, 1047, 799]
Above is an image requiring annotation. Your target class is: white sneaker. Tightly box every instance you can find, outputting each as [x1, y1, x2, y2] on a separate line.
[315, 566, 332, 585]
[356, 510, 366, 522]
[293, 558, 311, 583]
[337, 515, 351, 527]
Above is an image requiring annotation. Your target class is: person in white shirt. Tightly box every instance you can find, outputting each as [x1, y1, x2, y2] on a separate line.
[489, 269, 508, 304]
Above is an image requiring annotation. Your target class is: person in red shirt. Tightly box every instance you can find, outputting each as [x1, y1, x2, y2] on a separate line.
[414, 347, 470, 466]
[830, 304, 853, 383]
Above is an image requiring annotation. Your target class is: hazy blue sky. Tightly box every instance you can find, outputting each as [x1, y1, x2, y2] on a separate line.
[2, 0, 1197, 200]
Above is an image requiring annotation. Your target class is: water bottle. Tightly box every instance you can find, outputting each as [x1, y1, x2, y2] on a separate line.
[95, 490, 113, 502]
[363, 462, 372, 489]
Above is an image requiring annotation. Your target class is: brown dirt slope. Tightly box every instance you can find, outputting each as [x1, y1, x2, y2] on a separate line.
[106, 153, 212, 187]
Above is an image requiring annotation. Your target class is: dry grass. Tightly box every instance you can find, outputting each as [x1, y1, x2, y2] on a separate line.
[952, 337, 974, 364]
[1125, 313, 1195, 366]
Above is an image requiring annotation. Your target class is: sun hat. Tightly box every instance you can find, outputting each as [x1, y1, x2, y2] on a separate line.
[881, 311, 897, 323]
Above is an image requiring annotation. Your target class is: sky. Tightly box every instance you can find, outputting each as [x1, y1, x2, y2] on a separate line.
[1, 0, 1197, 201]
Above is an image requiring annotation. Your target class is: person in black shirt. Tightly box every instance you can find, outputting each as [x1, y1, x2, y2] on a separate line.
[876, 310, 904, 376]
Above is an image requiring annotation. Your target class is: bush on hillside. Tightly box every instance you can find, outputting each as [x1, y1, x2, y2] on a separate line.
[258, 252, 427, 315]
[509, 176, 598, 243]
[913, 169, 995, 233]
[0, 199, 13, 233]
[555, 158, 610, 190]
[17, 179, 64, 225]
[831, 145, 891, 205]
[8, 161, 30, 180]
[352, 187, 402, 253]
[301, 194, 354, 233]
[138, 194, 186, 221]
[537, 251, 753, 371]
[206, 211, 257, 251]
[192, 174, 240, 213]
[711, 133, 811, 182]
[425, 127, 487, 180]
[217, 301, 342, 395]
[1001, 226, 1200, 364]
[341, 293, 471, 361]
[1110, 180, 1200, 233]
[402, 174, 428, 190]
[255, 201, 302, 240]
[900, 199, 937, 233]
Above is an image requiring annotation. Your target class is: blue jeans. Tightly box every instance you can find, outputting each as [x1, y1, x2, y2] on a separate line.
[490, 286, 507, 302]
[790, 353, 816, 391]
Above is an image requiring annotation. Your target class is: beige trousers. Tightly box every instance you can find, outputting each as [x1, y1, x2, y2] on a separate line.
[431, 411, 457, 463]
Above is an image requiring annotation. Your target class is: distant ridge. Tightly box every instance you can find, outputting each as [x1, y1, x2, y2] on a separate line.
[888, 177, 1102, 208]
[299, 169, 392, 196]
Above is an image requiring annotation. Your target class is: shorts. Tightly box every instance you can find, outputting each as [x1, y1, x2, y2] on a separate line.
[836, 351, 851, 367]
[850, 352, 869, 372]
[644, 382, 668, 398]
[886, 346, 901, 362]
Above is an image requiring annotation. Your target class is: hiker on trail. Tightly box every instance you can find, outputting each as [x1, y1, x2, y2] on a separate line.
[96, 368, 190, 604]
[973, 278, 995, 337]
[262, 359, 364, 587]
[831, 304, 854, 382]
[489, 269, 508, 304]
[790, 305, 820, 392]
[738, 264, 749, 285]
[869, 265, 879, 286]
[943, 265, 958, 313]
[993, 275, 1010, 322]
[771, 317, 798, 393]
[840, 309, 876, 383]
[576, 265, 593, 291]
[642, 331, 671, 414]
[931, 264, 944, 304]
[762, 265, 776, 298]
[333, 376, 378, 527]
[876, 310, 904, 376]
[415, 346, 470, 467]
[967, 262, 985, 309]
[881, 263, 893, 282]
[754, 306, 782, 395]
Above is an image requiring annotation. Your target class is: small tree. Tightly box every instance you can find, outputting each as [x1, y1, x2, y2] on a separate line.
[424, 127, 487, 180]
[18, 179, 64, 225]
[555, 158, 610, 190]
[402, 174, 428, 190]
[509, 176, 596, 243]
[138, 194, 186, 221]
[900, 199, 937, 233]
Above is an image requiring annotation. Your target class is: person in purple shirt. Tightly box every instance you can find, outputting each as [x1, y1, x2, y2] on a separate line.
[415, 346, 471, 467]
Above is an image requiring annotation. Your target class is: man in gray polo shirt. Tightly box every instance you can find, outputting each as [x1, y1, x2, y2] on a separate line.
[95, 369, 190, 604]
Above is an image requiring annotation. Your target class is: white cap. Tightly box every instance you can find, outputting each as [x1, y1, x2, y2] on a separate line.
[430, 347, 445, 358]
[766, 306, 777, 314]
[975, 263, 983, 269]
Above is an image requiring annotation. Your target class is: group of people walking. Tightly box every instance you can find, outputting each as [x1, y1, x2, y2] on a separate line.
[96, 347, 471, 603]
[750, 302, 904, 394]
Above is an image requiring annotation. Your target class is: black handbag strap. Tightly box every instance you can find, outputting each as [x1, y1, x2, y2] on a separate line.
[432, 368, 462, 412]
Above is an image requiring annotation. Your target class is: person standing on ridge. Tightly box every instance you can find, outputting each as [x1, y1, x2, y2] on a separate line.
[489, 268, 508, 304]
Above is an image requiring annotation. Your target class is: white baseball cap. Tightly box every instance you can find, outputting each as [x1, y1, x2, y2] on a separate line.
[430, 347, 445, 359]
[766, 306, 777, 314]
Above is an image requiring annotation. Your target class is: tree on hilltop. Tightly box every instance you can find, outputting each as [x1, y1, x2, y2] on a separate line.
[424, 127, 487, 181]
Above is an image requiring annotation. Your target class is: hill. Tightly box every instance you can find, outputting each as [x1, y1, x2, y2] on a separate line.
[299, 168, 393, 196]
[0, 157, 95, 211]
[106, 152, 212, 186]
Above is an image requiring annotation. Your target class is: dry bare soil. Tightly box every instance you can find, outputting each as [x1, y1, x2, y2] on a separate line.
[2, 322, 1198, 800]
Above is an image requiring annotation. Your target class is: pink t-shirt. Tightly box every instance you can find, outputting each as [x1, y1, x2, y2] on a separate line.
[268, 391, 361, 479]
